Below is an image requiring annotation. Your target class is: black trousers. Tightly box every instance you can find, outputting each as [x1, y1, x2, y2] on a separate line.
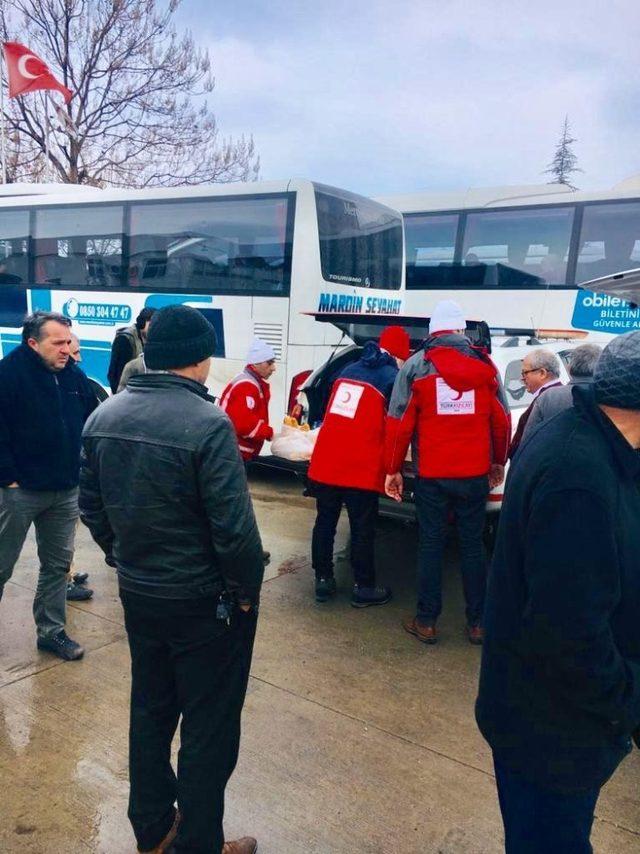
[311, 482, 378, 587]
[414, 475, 489, 626]
[120, 590, 257, 854]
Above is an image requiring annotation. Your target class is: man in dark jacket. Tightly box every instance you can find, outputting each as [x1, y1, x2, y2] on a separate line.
[308, 325, 410, 606]
[385, 301, 510, 645]
[507, 348, 562, 459]
[521, 342, 602, 442]
[80, 305, 262, 854]
[476, 331, 640, 853]
[106, 306, 156, 393]
[0, 311, 98, 661]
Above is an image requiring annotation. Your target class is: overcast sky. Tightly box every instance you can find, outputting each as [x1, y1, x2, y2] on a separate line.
[178, 0, 639, 197]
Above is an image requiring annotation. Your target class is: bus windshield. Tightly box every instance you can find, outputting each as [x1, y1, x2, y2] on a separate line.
[314, 183, 403, 290]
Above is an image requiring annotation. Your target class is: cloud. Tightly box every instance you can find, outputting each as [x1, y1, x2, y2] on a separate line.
[183, 0, 640, 195]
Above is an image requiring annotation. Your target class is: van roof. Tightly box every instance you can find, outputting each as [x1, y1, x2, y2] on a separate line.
[578, 268, 640, 305]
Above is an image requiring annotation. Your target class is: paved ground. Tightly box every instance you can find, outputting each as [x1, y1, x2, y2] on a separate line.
[0, 470, 638, 853]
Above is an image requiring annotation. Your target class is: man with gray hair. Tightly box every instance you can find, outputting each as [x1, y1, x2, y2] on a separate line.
[522, 343, 603, 442]
[477, 330, 640, 852]
[508, 348, 562, 458]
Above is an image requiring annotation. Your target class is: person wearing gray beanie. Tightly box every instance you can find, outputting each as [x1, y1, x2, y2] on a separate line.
[593, 330, 640, 411]
[477, 328, 640, 853]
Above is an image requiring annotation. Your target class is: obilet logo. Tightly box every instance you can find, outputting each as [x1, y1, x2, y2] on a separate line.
[572, 291, 640, 333]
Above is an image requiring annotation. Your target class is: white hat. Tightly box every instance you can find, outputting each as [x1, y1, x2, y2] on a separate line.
[247, 338, 276, 364]
[429, 300, 466, 335]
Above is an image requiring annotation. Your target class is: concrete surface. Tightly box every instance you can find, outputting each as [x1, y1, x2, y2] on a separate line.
[0, 470, 638, 853]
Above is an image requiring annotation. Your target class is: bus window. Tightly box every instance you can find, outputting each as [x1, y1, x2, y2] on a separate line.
[128, 196, 293, 294]
[575, 202, 640, 284]
[33, 205, 124, 288]
[404, 213, 459, 290]
[462, 207, 574, 288]
[314, 184, 403, 290]
[0, 210, 29, 285]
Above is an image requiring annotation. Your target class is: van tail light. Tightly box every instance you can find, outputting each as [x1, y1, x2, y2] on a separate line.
[288, 370, 312, 421]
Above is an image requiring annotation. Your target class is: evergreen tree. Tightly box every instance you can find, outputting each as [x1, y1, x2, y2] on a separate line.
[544, 116, 582, 189]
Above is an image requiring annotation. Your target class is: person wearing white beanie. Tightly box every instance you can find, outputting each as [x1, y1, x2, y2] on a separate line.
[246, 338, 276, 365]
[219, 338, 277, 564]
[428, 300, 466, 335]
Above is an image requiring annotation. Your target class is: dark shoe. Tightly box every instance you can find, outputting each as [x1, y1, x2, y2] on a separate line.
[350, 585, 392, 608]
[315, 576, 337, 603]
[138, 810, 180, 853]
[262, 551, 271, 564]
[222, 838, 258, 854]
[467, 624, 484, 645]
[66, 582, 94, 601]
[72, 571, 89, 585]
[403, 616, 437, 644]
[37, 630, 84, 661]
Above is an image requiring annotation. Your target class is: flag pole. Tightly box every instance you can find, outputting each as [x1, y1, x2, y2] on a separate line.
[43, 90, 50, 182]
[0, 49, 6, 184]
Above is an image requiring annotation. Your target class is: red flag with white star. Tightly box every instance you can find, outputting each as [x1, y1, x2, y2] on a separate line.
[3, 41, 73, 103]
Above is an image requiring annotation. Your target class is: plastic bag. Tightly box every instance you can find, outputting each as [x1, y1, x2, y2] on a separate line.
[271, 423, 319, 461]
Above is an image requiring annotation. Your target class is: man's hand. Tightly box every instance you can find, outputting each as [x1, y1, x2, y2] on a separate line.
[385, 473, 403, 502]
[488, 464, 505, 489]
[6, 482, 19, 488]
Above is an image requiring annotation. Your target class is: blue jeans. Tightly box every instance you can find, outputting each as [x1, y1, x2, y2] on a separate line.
[414, 475, 488, 625]
[494, 759, 600, 854]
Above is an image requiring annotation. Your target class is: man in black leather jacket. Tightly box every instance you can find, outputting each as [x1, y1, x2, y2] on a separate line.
[80, 305, 263, 854]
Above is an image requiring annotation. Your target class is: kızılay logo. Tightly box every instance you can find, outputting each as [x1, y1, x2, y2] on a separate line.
[63, 298, 131, 326]
[572, 291, 640, 334]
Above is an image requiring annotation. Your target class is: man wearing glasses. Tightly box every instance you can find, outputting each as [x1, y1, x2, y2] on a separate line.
[508, 349, 562, 459]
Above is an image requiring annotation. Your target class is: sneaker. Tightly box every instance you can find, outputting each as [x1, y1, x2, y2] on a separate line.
[66, 582, 94, 601]
[403, 616, 437, 644]
[222, 838, 258, 854]
[37, 630, 84, 661]
[72, 571, 89, 585]
[467, 624, 484, 645]
[315, 576, 337, 603]
[350, 585, 392, 608]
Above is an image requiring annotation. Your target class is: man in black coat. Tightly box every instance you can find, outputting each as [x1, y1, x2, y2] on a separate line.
[80, 305, 263, 854]
[0, 311, 98, 660]
[476, 331, 640, 853]
[106, 306, 156, 393]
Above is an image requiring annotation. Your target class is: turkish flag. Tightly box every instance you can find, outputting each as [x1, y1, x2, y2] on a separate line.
[2, 42, 73, 103]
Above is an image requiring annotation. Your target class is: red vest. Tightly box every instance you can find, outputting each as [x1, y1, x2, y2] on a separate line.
[308, 378, 387, 493]
[219, 367, 272, 461]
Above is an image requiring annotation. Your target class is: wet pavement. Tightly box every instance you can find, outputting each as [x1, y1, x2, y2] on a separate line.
[1, 470, 638, 853]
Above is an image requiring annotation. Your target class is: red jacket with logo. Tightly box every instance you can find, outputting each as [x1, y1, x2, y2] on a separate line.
[219, 366, 273, 461]
[385, 334, 511, 479]
[309, 342, 399, 492]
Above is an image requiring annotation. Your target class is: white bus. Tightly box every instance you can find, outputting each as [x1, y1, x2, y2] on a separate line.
[379, 175, 640, 339]
[0, 179, 404, 434]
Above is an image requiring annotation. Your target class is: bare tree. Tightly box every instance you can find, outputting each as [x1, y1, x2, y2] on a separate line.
[544, 115, 582, 189]
[1, 0, 260, 186]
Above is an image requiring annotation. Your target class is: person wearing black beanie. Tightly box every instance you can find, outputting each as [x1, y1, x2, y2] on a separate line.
[144, 304, 217, 371]
[80, 304, 263, 854]
[477, 329, 640, 854]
